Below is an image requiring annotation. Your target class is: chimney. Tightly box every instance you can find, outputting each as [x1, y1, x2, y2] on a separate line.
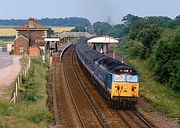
[28, 18, 37, 28]
[28, 18, 37, 23]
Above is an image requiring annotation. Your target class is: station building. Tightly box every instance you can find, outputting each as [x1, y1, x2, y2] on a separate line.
[14, 18, 49, 56]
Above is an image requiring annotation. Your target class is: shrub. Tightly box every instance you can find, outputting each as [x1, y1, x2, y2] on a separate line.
[126, 40, 145, 59]
[28, 111, 52, 124]
[19, 57, 49, 102]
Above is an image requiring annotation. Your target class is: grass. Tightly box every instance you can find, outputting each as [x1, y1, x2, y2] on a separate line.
[0, 37, 15, 47]
[0, 42, 6, 47]
[129, 59, 180, 120]
[0, 57, 52, 128]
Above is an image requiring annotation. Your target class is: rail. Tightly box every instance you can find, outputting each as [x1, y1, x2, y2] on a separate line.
[133, 109, 156, 128]
[71, 49, 109, 128]
[63, 46, 86, 127]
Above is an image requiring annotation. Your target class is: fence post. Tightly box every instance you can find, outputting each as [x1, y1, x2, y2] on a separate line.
[18, 76, 20, 86]
[15, 82, 18, 97]
[24, 67, 26, 75]
[13, 92, 16, 104]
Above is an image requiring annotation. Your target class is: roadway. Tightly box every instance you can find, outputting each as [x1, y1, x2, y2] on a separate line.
[0, 53, 13, 69]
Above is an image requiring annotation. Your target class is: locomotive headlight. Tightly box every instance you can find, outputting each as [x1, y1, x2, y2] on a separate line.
[124, 86, 127, 89]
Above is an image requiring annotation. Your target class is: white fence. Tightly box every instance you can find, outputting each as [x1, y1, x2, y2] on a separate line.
[9, 56, 31, 104]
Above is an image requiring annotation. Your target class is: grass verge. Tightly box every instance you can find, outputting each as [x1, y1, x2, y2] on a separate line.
[0, 57, 52, 128]
[129, 59, 180, 121]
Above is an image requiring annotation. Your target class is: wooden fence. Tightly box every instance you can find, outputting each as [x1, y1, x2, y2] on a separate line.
[9, 56, 31, 104]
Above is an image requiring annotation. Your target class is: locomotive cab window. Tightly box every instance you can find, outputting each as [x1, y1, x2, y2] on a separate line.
[126, 75, 139, 83]
[112, 75, 126, 82]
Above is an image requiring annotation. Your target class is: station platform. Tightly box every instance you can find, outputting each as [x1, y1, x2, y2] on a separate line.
[50, 42, 72, 64]
[58, 42, 72, 52]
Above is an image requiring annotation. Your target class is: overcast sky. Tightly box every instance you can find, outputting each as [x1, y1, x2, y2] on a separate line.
[1, 0, 180, 24]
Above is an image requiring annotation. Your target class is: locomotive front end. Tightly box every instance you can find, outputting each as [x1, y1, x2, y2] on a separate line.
[111, 72, 139, 104]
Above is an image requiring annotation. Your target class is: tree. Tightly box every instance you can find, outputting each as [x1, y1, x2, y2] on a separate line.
[109, 24, 129, 38]
[137, 25, 162, 59]
[93, 22, 112, 36]
[170, 16, 180, 29]
[122, 14, 139, 26]
[0, 17, 91, 27]
[128, 18, 145, 40]
[151, 28, 180, 90]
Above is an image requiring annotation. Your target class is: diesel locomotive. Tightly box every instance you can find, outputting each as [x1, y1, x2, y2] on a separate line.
[76, 39, 139, 108]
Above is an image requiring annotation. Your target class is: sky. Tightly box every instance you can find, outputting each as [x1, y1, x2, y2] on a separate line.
[1, 0, 180, 24]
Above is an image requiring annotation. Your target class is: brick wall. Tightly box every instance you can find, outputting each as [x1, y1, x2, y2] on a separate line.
[18, 30, 46, 45]
[29, 46, 40, 56]
[14, 36, 29, 55]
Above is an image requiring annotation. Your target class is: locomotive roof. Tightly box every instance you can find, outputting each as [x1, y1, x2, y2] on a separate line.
[76, 41, 137, 75]
[97, 56, 136, 74]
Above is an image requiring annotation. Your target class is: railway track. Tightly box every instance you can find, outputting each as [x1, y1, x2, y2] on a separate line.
[52, 53, 83, 127]
[51, 43, 156, 127]
[62, 45, 109, 128]
[132, 109, 155, 128]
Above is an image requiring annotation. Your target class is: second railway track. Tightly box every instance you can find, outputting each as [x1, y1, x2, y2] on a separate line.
[62, 45, 109, 128]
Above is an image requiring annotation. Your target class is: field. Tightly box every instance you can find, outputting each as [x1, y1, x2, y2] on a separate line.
[0, 28, 16, 36]
[0, 27, 74, 37]
[51, 26, 74, 33]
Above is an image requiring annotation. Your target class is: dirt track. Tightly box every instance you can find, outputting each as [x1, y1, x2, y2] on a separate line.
[0, 54, 22, 100]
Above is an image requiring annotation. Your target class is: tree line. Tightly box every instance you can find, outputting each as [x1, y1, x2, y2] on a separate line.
[0, 17, 91, 27]
[93, 14, 180, 91]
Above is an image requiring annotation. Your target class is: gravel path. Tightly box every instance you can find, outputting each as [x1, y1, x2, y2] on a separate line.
[0, 53, 22, 100]
[137, 97, 180, 128]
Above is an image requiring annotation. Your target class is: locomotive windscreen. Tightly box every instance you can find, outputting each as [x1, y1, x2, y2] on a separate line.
[112, 74, 139, 82]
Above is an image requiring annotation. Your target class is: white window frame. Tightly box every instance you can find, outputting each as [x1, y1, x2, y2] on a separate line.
[19, 47, 24, 53]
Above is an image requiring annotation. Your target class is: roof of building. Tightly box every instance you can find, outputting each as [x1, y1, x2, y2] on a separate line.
[15, 18, 49, 31]
[87, 36, 118, 44]
[15, 35, 29, 41]
[60, 32, 94, 39]
[44, 38, 60, 42]
[5, 42, 14, 44]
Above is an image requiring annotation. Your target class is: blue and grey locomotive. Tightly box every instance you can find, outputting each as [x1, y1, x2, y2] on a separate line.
[76, 40, 139, 108]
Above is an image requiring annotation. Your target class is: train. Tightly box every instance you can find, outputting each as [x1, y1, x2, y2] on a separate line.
[76, 38, 139, 108]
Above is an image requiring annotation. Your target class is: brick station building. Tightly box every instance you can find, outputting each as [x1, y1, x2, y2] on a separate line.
[14, 18, 49, 56]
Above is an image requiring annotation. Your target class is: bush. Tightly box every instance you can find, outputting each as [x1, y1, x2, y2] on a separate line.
[28, 111, 52, 124]
[24, 90, 39, 102]
[126, 40, 145, 59]
[19, 57, 49, 102]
